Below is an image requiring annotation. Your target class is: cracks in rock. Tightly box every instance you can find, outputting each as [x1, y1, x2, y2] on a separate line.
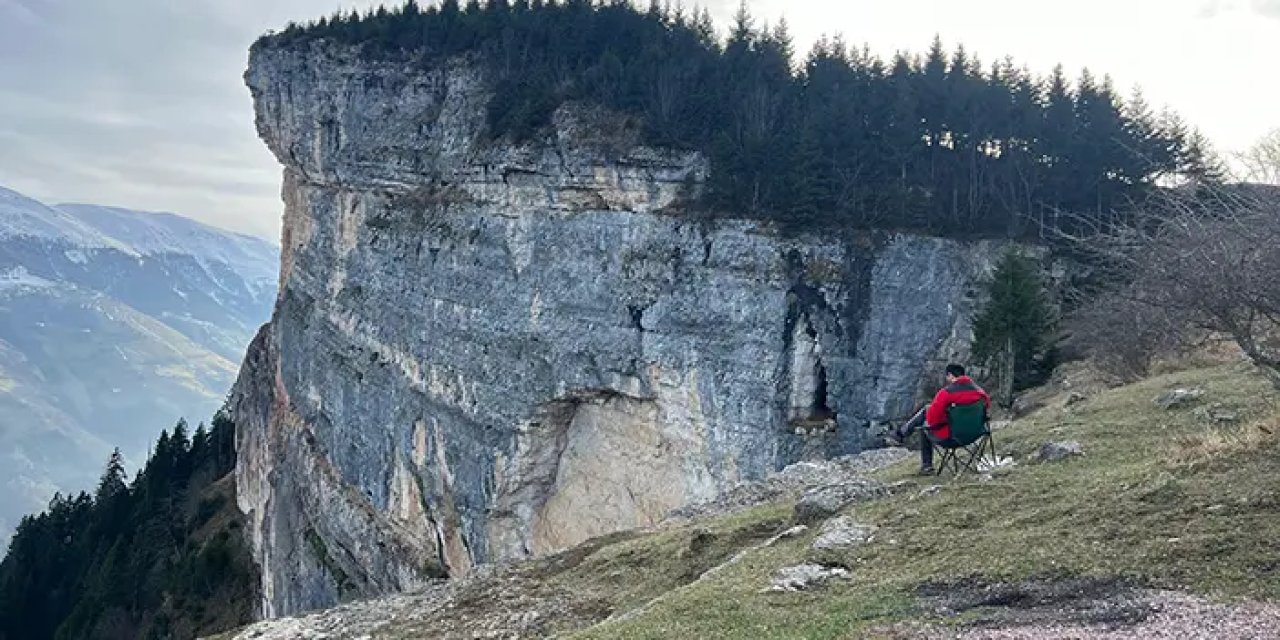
[627, 303, 649, 332]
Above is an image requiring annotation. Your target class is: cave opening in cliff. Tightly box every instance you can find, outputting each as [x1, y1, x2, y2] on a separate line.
[811, 360, 834, 421]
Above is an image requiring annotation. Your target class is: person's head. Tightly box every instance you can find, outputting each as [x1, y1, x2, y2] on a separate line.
[944, 363, 966, 383]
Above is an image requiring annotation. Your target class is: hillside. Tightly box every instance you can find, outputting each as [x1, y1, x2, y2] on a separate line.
[0, 185, 277, 547]
[0, 413, 258, 640]
[220, 361, 1280, 638]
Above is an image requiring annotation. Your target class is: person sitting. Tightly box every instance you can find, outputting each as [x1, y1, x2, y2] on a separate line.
[894, 363, 991, 474]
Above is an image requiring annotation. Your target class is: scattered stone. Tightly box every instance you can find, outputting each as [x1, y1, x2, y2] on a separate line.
[765, 563, 850, 593]
[793, 478, 889, 524]
[808, 516, 876, 566]
[1063, 392, 1087, 407]
[1154, 388, 1204, 409]
[1193, 403, 1239, 424]
[914, 485, 943, 500]
[777, 525, 809, 539]
[811, 516, 876, 551]
[1038, 441, 1084, 462]
[1010, 394, 1043, 418]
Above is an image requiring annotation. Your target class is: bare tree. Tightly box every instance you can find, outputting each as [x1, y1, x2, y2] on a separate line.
[1065, 290, 1188, 383]
[1061, 185, 1280, 388]
[1234, 128, 1280, 186]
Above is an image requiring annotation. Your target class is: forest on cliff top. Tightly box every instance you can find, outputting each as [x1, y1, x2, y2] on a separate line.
[259, 0, 1219, 238]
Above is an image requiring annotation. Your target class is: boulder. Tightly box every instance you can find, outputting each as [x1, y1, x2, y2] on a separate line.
[764, 563, 850, 593]
[793, 478, 888, 524]
[1154, 388, 1204, 409]
[1011, 394, 1044, 418]
[811, 516, 876, 552]
[808, 516, 875, 566]
[1038, 441, 1084, 462]
[1193, 403, 1239, 424]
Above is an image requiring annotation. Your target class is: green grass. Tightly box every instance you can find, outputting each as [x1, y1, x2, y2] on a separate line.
[572, 363, 1280, 638]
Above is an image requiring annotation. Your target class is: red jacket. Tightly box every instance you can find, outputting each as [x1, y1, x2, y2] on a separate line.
[924, 376, 990, 440]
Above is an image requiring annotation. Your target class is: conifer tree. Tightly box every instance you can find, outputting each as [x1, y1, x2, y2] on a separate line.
[254, 1, 1211, 238]
[972, 250, 1055, 406]
[94, 449, 127, 502]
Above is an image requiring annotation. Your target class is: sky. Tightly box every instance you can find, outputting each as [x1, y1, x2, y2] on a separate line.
[0, 0, 1277, 240]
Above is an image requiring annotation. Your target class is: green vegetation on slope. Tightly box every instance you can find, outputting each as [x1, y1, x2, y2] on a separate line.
[257, 0, 1215, 238]
[0, 412, 257, 640]
[569, 363, 1279, 639]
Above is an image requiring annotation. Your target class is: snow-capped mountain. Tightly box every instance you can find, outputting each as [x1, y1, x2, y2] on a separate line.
[0, 185, 278, 548]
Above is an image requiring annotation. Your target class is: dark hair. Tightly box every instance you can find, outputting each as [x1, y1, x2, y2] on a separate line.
[945, 364, 966, 377]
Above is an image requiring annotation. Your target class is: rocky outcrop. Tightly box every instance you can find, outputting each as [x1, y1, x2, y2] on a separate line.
[235, 41, 1006, 617]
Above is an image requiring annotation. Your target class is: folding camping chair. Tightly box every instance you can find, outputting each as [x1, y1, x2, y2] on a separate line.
[930, 401, 996, 476]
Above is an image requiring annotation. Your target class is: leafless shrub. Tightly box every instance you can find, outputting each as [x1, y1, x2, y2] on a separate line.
[1060, 185, 1280, 388]
[1065, 290, 1188, 383]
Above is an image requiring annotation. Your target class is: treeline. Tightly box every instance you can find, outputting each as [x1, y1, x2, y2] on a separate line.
[0, 412, 256, 640]
[257, 0, 1218, 237]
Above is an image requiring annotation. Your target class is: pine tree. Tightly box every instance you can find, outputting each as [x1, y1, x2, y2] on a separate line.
[94, 449, 127, 502]
[972, 250, 1055, 406]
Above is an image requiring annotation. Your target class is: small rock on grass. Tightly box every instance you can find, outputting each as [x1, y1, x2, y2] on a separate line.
[1154, 388, 1204, 409]
[764, 563, 850, 593]
[811, 516, 876, 552]
[913, 485, 943, 500]
[808, 516, 875, 567]
[1193, 403, 1239, 424]
[793, 478, 888, 524]
[1038, 441, 1083, 462]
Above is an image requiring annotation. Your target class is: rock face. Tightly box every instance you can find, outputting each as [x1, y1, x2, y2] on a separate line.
[235, 42, 1005, 617]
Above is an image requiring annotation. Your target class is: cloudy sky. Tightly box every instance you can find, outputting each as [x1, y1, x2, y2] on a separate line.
[1, 0, 1277, 240]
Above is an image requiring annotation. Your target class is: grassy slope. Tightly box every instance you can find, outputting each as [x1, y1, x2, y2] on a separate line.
[570, 363, 1280, 639]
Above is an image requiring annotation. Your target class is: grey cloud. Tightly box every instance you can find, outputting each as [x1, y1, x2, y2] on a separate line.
[1253, 0, 1280, 18]
[0, 0, 381, 239]
[1197, 0, 1233, 18]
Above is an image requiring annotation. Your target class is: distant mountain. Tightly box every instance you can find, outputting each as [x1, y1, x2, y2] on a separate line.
[0, 186, 277, 547]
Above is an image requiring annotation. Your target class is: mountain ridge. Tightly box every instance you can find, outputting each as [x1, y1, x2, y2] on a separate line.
[0, 184, 278, 549]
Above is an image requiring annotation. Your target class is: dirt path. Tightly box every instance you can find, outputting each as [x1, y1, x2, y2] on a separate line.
[881, 579, 1280, 640]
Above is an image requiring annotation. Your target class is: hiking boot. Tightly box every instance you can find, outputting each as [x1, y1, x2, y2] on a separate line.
[887, 427, 907, 446]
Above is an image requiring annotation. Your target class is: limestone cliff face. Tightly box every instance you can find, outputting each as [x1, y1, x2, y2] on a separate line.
[235, 42, 1001, 617]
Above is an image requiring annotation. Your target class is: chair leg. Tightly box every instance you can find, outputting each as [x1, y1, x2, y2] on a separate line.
[935, 448, 954, 476]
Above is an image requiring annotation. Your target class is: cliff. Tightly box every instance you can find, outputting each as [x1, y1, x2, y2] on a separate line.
[234, 41, 1002, 617]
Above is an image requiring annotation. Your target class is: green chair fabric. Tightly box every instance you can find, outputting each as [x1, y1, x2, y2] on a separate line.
[933, 401, 996, 476]
[947, 402, 988, 447]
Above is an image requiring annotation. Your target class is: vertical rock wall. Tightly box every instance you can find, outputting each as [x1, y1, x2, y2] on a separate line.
[235, 42, 1001, 617]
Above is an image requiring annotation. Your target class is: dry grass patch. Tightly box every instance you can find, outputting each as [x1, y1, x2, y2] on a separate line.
[1165, 418, 1278, 468]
